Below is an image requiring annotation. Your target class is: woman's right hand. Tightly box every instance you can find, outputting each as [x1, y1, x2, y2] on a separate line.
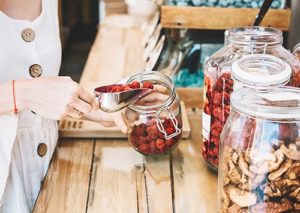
[16, 76, 98, 120]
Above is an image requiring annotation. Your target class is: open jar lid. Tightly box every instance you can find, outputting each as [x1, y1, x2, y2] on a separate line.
[231, 87, 300, 120]
[232, 54, 291, 87]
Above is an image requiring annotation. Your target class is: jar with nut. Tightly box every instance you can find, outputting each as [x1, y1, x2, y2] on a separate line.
[125, 72, 182, 156]
[202, 26, 299, 170]
[218, 87, 300, 213]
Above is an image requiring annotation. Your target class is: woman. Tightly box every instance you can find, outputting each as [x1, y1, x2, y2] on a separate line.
[0, 0, 126, 211]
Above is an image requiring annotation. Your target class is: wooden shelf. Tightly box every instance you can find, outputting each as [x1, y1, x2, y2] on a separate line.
[161, 6, 291, 31]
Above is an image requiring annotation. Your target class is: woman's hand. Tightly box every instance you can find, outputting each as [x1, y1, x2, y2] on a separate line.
[83, 110, 128, 134]
[16, 76, 97, 120]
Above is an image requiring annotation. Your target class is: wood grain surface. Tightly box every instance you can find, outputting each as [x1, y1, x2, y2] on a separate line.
[161, 6, 291, 31]
[33, 140, 94, 213]
[33, 111, 218, 213]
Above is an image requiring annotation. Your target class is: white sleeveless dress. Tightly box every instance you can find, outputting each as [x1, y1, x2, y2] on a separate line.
[0, 0, 61, 212]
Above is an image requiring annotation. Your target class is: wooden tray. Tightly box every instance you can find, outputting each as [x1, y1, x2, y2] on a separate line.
[59, 102, 191, 139]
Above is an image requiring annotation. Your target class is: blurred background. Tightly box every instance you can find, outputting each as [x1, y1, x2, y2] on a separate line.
[58, 0, 300, 84]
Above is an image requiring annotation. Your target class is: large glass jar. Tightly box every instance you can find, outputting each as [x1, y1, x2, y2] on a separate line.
[218, 87, 300, 213]
[202, 26, 299, 170]
[125, 72, 182, 156]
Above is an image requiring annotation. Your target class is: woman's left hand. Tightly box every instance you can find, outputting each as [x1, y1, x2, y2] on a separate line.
[83, 109, 128, 134]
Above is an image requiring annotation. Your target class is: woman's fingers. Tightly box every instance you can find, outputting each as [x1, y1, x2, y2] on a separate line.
[70, 97, 92, 114]
[153, 84, 168, 93]
[113, 111, 128, 134]
[78, 87, 98, 110]
[66, 107, 84, 119]
[137, 92, 169, 104]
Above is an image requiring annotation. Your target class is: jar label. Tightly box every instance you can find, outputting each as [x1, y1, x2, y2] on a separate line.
[202, 111, 211, 141]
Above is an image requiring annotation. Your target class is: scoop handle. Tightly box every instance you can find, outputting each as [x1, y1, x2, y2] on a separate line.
[253, 0, 274, 26]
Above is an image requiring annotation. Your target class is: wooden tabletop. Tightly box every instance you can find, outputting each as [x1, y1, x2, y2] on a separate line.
[33, 111, 217, 213]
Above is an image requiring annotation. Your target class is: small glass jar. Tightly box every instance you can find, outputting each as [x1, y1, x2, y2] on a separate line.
[202, 26, 299, 169]
[218, 87, 300, 213]
[125, 72, 182, 156]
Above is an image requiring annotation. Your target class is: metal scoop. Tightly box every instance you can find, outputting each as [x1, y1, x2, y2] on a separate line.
[94, 84, 153, 113]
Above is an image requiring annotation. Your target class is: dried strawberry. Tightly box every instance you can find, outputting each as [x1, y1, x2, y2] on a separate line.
[139, 136, 147, 144]
[129, 81, 140, 89]
[166, 138, 174, 146]
[139, 144, 149, 153]
[166, 127, 175, 135]
[213, 92, 222, 106]
[149, 141, 156, 152]
[142, 82, 154, 89]
[210, 158, 219, 166]
[136, 124, 146, 136]
[156, 139, 166, 151]
[146, 125, 158, 139]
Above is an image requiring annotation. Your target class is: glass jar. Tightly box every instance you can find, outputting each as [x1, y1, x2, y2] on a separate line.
[218, 87, 300, 213]
[125, 72, 182, 156]
[202, 26, 299, 170]
[293, 43, 300, 62]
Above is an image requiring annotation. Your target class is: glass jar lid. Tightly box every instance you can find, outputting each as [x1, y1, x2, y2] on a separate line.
[232, 54, 291, 87]
[226, 26, 283, 46]
[231, 87, 300, 120]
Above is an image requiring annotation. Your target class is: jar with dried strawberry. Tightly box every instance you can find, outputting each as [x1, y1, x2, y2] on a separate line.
[202, 27, 299, 170]
[125, 72, 182, 156]
[218, 87, 300, 213]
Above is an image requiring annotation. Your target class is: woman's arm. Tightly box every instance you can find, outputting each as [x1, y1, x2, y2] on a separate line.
[0, 81, 14, 115]
[0, 76, 97, 119]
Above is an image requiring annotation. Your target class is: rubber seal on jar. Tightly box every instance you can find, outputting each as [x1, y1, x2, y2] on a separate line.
[156, 106, 181, 140]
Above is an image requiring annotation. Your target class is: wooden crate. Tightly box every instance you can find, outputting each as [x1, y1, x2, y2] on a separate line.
[161, 6, 291, 31]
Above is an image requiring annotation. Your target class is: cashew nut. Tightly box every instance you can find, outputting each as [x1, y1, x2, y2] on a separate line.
[250, 201, 292, 213]
[250, 149, 284, 175]
[264, 185, 282, 197]
[268, 159, 293, 181]
[227, 204, 244, 213]
[228, 187, 257, 207]
[289, 187, 300, 201]
[238, 152, 254, 178]
[221, 187, 230, 209]
[280, 144, 300, 160]
[273, 179, 300, 195]
[295, 202, 300, 210]
[228, 159, 242, 184]
[232, 152, 239, 164]
[286, 162, 300, 180]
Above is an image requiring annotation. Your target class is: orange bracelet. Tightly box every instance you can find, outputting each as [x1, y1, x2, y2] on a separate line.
[12, 80, 18, 114]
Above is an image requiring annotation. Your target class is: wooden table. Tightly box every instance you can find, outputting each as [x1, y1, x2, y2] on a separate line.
[33, 15, 217, 213]
[33, 111, 217, 213]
